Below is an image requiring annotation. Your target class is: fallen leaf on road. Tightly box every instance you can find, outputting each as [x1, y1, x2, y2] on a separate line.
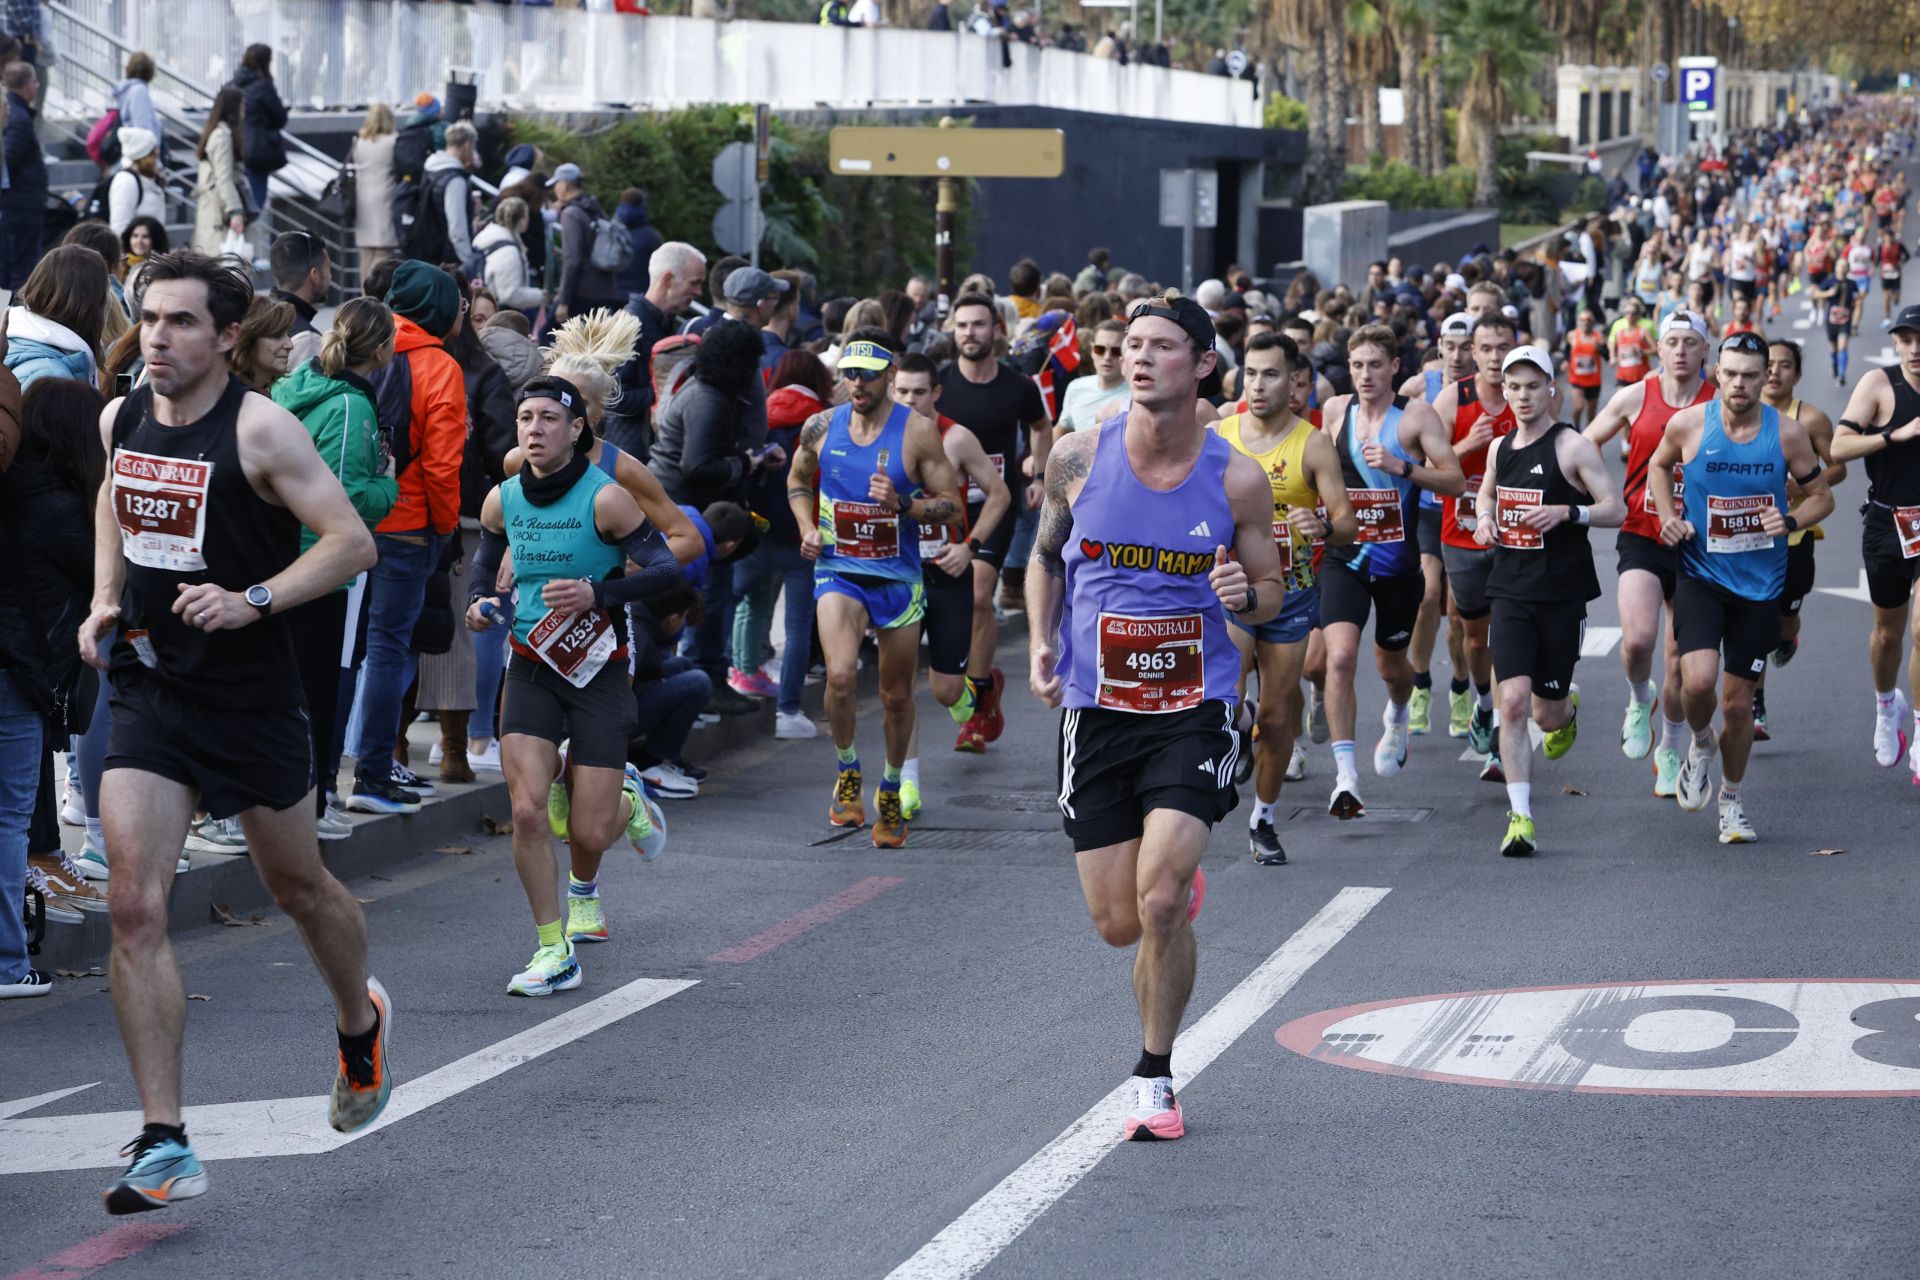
[1810, 847, 1845, 857]
[1561, 785, 1590, 796]
[187, 993, 212, 1002]
[210, 901, 268, 927]
[436, 844, 474, 856]
[355, 896, 376, 904]
[55, 967, 106, 977]
[480, 815, 511, 835]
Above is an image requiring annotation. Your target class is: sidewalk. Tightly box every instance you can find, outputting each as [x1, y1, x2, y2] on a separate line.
[35, 611, 1031, 971]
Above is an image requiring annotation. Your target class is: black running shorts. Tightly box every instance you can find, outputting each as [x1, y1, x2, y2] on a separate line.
[501, 652, 637, 770]
[1862, 505, 1920, 610]
[969, 502, 1015, 570]
[922, 571, 973, 677]
[1674, 573, 1780, 683]
[1317, 558, 1423, 651]
[1056, 699, 1238, 852]
[106, 678, 314, 820]
[1441, 543, 1496, 620]
[1488, 596, 1584, 700]
[1616, 529, 1678, 601]
[1778, 536, 1817, 616]
[1418, 506, 1443, 561]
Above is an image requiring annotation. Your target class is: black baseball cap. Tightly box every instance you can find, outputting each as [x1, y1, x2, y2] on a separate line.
[1892, 304, 1920, 337]
[1127, 295, 1216, 352]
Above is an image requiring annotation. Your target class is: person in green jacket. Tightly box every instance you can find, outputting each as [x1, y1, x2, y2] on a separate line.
[272, 297, 400, 838]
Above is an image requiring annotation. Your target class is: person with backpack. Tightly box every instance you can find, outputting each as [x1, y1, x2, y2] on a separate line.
[230, 43, 288, 221]
[473, 195, 544, 315]
[104, 127, 164, 236]
[550, 163, 626, 324]
[396, 120, 475, 268]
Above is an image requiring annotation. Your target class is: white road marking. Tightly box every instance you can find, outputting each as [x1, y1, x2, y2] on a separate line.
[1816, 569, 1875, 603]
[886, 886, 1390, 1280]
[0, 976, 696, 1175]
[0, 1082, 98, 1122]
[1581, 625, 1622, 657]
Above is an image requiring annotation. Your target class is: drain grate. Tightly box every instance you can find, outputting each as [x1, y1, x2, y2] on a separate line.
[907, 828, 1059, 851]
[950, 792, 1060, 814]
[1287, 807, 1433, 823]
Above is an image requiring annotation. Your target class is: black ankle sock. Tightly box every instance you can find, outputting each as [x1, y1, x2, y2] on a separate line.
[968, 675, 992, 703]
[1412, 670, 1432, 690]
[1133, 1049, 1173, 1079]
[1450, 677, 1470, 694]
[142, 1121, 186, 1146]
[338, 1007, 381, 1055]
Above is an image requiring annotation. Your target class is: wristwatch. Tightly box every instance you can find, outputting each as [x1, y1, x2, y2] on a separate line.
[244, 584, 273, 617]
[966, 537, 983, 553]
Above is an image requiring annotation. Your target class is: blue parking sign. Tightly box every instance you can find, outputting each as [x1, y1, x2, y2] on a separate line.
[1681, 63, 1717, 115]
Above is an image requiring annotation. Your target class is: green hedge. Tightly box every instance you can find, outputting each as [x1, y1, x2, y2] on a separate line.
[1339, 157, 1477, 209]
[506, 108, 973, 298]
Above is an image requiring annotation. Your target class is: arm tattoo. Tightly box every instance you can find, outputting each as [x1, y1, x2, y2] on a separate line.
[799, 411, 831, 450]
[1033, 440, 1091, 577]
[915, 497, 959, 524]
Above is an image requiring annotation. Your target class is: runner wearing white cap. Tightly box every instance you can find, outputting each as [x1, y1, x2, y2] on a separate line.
[1472, 345, 1622, 856]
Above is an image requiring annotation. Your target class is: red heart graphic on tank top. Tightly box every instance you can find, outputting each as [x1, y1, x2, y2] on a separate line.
[1079, 538, 1105, 561]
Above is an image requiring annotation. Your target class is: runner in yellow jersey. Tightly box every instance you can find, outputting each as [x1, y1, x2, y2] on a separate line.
[1218, 334, 1356, 864]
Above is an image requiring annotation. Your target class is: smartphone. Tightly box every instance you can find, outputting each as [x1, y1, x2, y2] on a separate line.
[115, 372, 135, 398]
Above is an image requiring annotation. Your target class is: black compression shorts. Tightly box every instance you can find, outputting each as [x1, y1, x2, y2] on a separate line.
[1674, 573, 1780, 683]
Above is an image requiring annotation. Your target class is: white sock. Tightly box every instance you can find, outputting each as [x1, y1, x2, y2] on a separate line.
[1658, 717, 1689, 754]
[85, 816, 104, 849]
[1506, 781, 1532, 817]
[1692, 726, 1714, 752]
[1250, 798, 1276, 827]
[1876, 689, 1897, 713]
[1387, 698, 1410, 726]
[1475, 686, 1494, 711]
[1628, 679, 1656, 706]
[902, 757, 921, 786]
[1719, 778, 1741, 805]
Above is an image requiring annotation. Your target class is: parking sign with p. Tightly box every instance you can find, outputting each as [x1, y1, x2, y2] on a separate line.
[1679, 57, 1718, 116]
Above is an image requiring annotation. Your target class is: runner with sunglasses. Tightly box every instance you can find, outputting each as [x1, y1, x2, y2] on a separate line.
[1057, 318, 1131, 433]
[790, 329, 964, 848]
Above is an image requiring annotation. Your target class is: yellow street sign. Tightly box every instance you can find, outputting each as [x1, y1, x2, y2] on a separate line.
[828, 127, 1065, 179]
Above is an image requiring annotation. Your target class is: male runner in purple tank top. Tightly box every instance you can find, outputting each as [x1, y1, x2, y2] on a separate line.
[1027, 292, 1286, 1142]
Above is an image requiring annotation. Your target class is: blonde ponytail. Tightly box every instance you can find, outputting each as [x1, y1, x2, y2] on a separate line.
[321, 296, 397, 378]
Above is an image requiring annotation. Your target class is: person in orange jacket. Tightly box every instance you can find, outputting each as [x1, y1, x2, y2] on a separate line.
[345, 260, 471, 815]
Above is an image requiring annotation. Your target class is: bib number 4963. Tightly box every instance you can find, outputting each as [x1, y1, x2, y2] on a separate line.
[1096, 612, 1205, 713]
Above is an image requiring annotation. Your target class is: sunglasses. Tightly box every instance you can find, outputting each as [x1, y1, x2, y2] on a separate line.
[841, 367, 885, 384]
[1720, 332, 1768, 356]
[1090, 343, 1120, 357]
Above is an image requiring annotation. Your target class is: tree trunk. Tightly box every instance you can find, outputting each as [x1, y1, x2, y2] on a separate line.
[1326, 15, 1352, 182]
[1425, 31, 1446, 172]
[1472, 96, 1499, 207]
[1398, 29, 1426, 171]
[1359, 65, 1385, 161]
[1305, 22, 1334, 201]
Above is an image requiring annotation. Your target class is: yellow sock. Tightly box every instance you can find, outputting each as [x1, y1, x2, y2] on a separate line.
[536, 919, 564, 949]
[948, 684, 977, 724]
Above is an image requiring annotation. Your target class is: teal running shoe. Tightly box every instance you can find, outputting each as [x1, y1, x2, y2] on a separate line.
[104, 1130, 209, 1215]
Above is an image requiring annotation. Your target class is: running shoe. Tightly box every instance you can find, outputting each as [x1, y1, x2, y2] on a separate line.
[72, 840, 110, 882]
[317, 807, 352, 841]
[566, 892, 608, 944]
[1447, 688, 1472, 739]
[953, 717, 987, 753]
[1407, 686, 1432, 735]
[1752, 704, 1770, 742]
[1652, 747, 1682, 799]
[468, 739, 503, 772]
[103, 1129, 209, 1215]
[1874, 692, 1911, 768]
[60, 777, 84, 826]
[1500, 811, 1537, 857]
[829, 768, 865, 827]
[1249, 819, 1287, 866]
[624, 769, 667, 861]
[1621, 699, 1654, 760]
[1188, 866, 1206, 921]
[1306, 684, 1330, 744]
[547, 778, 571, 840]
[388, 761, 437, 799]
[328, 977, 394, 1134]
[1285, 743, 1308, 781]
[1717, 796, 1758, 844]
[1328, 781, 1365, 820]
[345, 776, 423, 815]
[1770, 637, 1798, 667]
[978, 666, 1008, 743]
[728, 667, 778, 699]
[1120, 1075, 1184, 1141]
[775, 711, 818, 740]
[1910, 741, 1920, 788]
[508, 941, 582, 997]
[1479, 751, 1506, 784]
[185, 816, 247, 854]
[899, 778, 922, 822]
[1676, 743, 1713, 812]
[1374, 705, 1409, 777]
[1543, 687, 1579, 760]
[872, 787, 907, 849]
[1233, 725, 1256, 785]
[1467, 704, 1495, 756]
[638, 761, 700, 799]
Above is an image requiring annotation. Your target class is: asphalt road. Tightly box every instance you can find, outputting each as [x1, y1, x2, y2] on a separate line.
[5, 291, 1919, 1280]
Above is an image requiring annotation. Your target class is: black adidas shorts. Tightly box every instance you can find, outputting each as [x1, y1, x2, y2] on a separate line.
[1056, 699, 1238, 852]
[1616, 530, 1678, 601]
[1318, 558, 1423, 650]
[1488, 596, 1584, 699]
[1674, 574, 1780, 683]
[106, 678, 314, 820]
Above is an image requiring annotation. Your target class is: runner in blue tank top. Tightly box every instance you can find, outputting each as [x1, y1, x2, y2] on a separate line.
[1649, 332, 1834, 844]
[787, 330, 962, 849]
[1315, 325, 1464, 819]
[1028, 294, 1287, 1144]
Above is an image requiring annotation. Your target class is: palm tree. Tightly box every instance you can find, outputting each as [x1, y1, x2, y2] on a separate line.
[1346, 0, 1391, 161]
[1437, 0, 1553, 207]
[1270, 0, 1349, 202]
[1387, 0, 1443, 175]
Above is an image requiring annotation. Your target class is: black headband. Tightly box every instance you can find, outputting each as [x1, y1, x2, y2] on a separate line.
[518, 376, 586, 416]
[1127, 298, 1216, 353]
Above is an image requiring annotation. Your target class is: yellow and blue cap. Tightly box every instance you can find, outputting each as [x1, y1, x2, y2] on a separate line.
[837, 340, 896, 373]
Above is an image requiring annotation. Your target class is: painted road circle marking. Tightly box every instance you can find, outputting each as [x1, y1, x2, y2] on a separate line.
[1275, 980, 1920, 1097]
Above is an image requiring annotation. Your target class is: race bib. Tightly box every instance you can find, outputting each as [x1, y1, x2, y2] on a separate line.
[1829, 302, 1852, 327]
[1645, 470, 1685, 514]
[1096, 612, 1205, 713]
[1270, 520, 1294, 580]
[1619, 345, 1646, 370]
[113, 449, 211, 572]
[919, 534, 951, 561]
[967, 452, 1006, 504]
[831, 500, 899, 560]
[1895, 505, 1920, 560]
[1457, 474, 1483, 531]
[1495, 486, 1545, 550]
[526, 607, 617, 688]
[1350, 488, 1405, 545]
[1573, 353, 1600, 377]
[1705, 494, 1776, 555]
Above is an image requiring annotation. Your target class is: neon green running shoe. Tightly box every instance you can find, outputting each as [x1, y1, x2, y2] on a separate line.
[1500, 811, 1537, 857]
[547, 779, 570, 840]
[1543, 687, 1580, 760]
[507, 940, 582, 997]
[623, 777, 653, 843]
[1652, 746, 1681, 798]
[1407, 686, 1432, 736]
[566, 894, 607, 944]
[1621, 699, 1654, 760]
[900, 778, 922, 821]
[1448, 688, 1472, 739]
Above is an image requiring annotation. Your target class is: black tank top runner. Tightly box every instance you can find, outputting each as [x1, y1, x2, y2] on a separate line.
[1867, 366, 1920, 507]
[109, 377, 303, 707]
[1486, 423, 1601, 604]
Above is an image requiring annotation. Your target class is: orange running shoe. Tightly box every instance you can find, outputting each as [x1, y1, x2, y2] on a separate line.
[978, 666, 1007, 742]
[1120, 1075, 1184, 1141]
[829, 768, 865, 827]
[1188, 866, 1206, 923]
[954, 717, 987, 753]
[872, 787, 907, 848]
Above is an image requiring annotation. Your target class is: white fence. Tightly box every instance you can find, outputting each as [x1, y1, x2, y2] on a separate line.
[54, 0, 1260, 127]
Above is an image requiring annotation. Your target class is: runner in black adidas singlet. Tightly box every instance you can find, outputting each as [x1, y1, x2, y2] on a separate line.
[1471, 345, 1623, 857]
[1831, 303, 1920, 779]
[76, 253, 389, 1213]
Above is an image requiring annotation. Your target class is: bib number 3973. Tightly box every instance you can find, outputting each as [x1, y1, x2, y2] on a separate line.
[527, 607, 617, 688]
[113, 449, 211, 572]
[1096, 612, 1204, 713]
[1495, 486, 1545, 550]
